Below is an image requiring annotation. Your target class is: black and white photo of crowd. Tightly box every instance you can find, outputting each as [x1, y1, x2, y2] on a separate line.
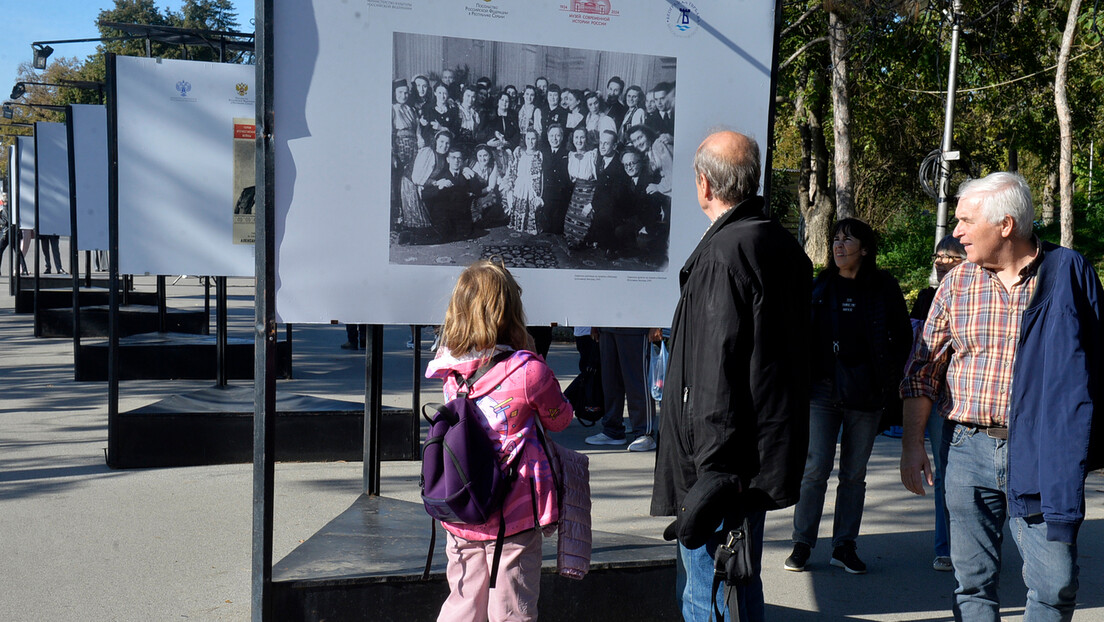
[389, 33, 676, 271]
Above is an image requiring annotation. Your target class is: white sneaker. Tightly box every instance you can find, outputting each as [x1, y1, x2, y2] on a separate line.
[585, 432, 627, 446]
[628, 435, 656, 452]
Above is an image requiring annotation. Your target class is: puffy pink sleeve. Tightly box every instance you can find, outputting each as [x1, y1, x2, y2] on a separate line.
[524, 357, 573, 432]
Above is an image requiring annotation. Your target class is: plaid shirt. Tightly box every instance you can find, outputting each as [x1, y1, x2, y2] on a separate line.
[901, 249, 1042, 427]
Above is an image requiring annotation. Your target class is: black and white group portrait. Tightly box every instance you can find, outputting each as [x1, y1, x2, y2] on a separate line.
[389, 33, 676, 271]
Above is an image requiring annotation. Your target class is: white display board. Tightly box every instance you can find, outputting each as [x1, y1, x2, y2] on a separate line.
[273, 0, 778, 326]
[70, 105, 109, 251]
[16, 136, 35, 230]
[114, 55, 256, 276]
[34, 122, 71, 236]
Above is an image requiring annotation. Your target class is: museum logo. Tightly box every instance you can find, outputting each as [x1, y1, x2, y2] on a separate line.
[171, 79, 197, 102]
[559, 0, 619, 26]
[666, 1, 701, 37]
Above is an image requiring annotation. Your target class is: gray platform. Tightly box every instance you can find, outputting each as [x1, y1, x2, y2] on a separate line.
[271, 494, 678, 622]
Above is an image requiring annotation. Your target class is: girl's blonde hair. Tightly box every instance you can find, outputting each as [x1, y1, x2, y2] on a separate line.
[441, 259, 529, 355]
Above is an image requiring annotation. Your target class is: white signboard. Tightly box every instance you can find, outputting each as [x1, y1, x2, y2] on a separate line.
[273, 0, 778, 326]
[70, 104, 109, 251]
[34, 122, 71, 236]
[16, 136, 34, 230]
[114, 55, 256, 277]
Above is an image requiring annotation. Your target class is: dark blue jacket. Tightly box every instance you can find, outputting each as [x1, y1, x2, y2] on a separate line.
[1008, 242, 1104, 544]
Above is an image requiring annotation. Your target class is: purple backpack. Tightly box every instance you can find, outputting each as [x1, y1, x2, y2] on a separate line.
[420, 351, 520, 587]
[420, 351, 518, 524]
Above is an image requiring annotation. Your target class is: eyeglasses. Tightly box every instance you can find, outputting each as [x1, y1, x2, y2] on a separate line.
[932, 254, 965, 264]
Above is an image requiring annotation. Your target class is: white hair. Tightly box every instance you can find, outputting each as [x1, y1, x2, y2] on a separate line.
[956, 172, 1034, 238]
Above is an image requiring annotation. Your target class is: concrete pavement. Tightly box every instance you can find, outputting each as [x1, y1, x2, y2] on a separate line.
[0, 274, 1102, 621]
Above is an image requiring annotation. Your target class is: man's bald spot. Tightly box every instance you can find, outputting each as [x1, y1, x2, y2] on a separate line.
[698, 131, 755, 168]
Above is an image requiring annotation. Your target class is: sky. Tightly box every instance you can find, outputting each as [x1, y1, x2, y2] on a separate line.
[1, 0, 255, 101]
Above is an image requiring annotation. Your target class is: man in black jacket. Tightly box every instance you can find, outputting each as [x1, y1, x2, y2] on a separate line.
[540, 124, 571, 235]
[651, 131, 811, 621]
[422, 148, 478, 243]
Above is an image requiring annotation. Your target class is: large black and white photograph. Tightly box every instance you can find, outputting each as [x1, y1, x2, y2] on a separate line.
[389, 33, 676, 272]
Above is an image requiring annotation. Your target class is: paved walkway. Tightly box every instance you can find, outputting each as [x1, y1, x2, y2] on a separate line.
[0, 275, 1101, 620]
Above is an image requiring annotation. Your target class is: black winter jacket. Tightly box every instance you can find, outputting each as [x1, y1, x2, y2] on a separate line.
[651, 197, 813, 516]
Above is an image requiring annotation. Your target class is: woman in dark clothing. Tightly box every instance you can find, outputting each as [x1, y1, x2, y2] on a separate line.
[784, 218, 912, 575]
[482, 91, 519, 151]
[423, 84, 461, 141]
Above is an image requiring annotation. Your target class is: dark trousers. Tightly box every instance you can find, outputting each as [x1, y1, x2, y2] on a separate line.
[346, 324, 367, 347]
[598, 328, 654, 439]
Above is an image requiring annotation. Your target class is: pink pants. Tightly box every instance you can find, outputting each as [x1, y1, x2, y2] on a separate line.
[437, 528, 543, 622]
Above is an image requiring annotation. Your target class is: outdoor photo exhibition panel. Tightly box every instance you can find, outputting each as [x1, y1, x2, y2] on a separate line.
[34, 122, 71, 237]
[273, 0, 778, 326]
[69, 105, 109, 252]
[16, 136, 35, 230]
[113, 55, 256, 277]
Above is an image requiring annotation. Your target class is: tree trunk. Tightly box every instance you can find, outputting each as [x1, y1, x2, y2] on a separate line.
[1007, 144, 1018, 174]
[1042, 169, 1058, 226]
[801, 71, 835, 266]
[1055, 0, 1081, 248]
[828, 11, 855, 220]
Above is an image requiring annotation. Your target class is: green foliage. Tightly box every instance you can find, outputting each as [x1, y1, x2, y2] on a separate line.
[876, 204, 937, 302]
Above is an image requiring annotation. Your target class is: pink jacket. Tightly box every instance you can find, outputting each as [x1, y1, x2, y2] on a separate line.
[426, 347, 572, 541]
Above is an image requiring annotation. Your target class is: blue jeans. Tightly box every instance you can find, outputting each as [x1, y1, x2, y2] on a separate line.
[943, 423, 1079, 622]
[677, 511, 766, 622]
[791, 384, 882, 549]
[927, 413, 950, 557]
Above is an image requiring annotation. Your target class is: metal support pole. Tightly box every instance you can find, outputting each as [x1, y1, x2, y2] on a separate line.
[32, 127, 41, 338]
[66, 107, 82, 376]
[204, 275, 211, 335]
[157, 275, 167, 332]
[411, 324, 423, 460]
[217, 276, 228, 387]
[106, 54, 121, 467]
[364, 324, 384, 495]
[251, 0, 276, 616]
[933, 0, 964, 285]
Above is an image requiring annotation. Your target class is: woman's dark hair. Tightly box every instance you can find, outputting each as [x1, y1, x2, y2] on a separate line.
[826, 218, 878, 277]
[934, 234, 966, 258]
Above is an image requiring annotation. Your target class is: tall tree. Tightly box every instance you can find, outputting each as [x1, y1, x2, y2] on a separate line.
[828, 9, 855, 219]
[1055, 0, 1082, 247]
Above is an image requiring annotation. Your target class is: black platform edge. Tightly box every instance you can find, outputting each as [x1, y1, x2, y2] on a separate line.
[111, 386, 415, 468]
[38, 306, 208, 338]
[14, 287, 158, 314]
[75, 333, 291, 381]
[271, 495, 678, 622]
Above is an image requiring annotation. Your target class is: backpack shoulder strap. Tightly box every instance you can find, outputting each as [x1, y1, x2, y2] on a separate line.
[456, 350, 515, 397]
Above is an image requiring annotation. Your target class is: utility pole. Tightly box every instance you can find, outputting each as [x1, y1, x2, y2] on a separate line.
[933, 0, 964, 284]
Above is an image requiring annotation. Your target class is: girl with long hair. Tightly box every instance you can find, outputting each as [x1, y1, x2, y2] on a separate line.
[427, 260, 572, 622]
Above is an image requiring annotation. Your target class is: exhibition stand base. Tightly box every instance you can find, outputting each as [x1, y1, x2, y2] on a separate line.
[14, 284, 156, 314]
[270, 495, 678, 622]
[38, 304, 208, 338]
[75, 333, 292, 381]
[110, 385, 416, 468]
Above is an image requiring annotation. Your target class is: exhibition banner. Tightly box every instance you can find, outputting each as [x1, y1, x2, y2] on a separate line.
[34, 122, 71, 237]
[17, 136, 34, 230]
[113, 55, 256, 276]
[273, 0, 778, 325]
[69, 104, 109, 252]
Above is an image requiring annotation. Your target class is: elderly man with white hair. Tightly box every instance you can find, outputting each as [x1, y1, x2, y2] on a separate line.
[900, 172, 1104, 622]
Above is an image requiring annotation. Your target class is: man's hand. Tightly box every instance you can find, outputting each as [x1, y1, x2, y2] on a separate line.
[648, 328, 664, 343]
[899, 396, 935, 495]
[900, 441, 933, 496]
